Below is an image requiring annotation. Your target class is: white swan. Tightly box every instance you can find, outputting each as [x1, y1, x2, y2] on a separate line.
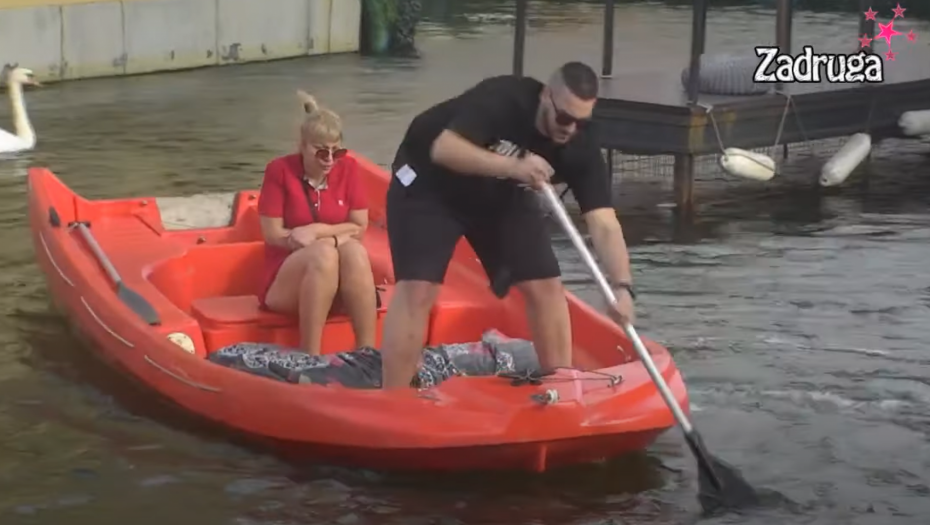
[0, 66, 40, 154]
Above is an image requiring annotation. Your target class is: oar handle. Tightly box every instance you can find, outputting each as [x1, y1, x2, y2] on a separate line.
[74, 222, 123, 286]
[539, 184, 694, 434]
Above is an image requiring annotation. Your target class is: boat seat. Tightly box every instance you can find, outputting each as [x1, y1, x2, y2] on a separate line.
[191, 295, 294, 327]
[191, 285, 394, 353]
[192, 285, 393, 328]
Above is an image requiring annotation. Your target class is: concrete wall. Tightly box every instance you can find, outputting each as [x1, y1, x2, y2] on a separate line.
[0, 0, 361, 82]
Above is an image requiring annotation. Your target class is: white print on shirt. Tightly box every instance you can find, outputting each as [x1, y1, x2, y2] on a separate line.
[490, 139, 524, 158]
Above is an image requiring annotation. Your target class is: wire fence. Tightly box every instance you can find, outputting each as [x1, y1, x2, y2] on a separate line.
[550, 135, 929, 213]
[607, 137, 851, 185]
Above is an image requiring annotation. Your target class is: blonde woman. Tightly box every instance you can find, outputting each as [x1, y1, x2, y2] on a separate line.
[257, 91, 377, 355]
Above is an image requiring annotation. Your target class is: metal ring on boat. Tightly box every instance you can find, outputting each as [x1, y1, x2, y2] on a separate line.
[531, 389, 560, 405]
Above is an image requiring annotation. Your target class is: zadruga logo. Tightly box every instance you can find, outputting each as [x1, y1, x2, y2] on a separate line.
[754, 2, 919, 84]
[753, 46, 883, 84]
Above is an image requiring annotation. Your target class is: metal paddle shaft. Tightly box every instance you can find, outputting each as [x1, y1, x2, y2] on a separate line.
[75, 223, 122, 284]
[74, 222, 161, 326]
[538, 184, 761, 515]
[538, 184, 694, 428]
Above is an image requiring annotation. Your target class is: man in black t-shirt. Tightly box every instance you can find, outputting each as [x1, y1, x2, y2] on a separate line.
[381, 61, 636, 389]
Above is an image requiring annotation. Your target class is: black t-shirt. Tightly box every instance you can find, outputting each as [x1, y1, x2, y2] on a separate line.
[394, 75, 612, 214]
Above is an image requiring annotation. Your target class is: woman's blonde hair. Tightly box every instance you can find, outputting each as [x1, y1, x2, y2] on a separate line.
[297, 89, 343, 144]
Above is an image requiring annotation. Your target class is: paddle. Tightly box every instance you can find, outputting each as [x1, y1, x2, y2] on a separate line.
[537, 183, 761, 516]
[73, 222, 161, 326]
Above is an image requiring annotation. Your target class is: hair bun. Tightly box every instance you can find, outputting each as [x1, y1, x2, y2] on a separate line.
[296, 89, 319, 113]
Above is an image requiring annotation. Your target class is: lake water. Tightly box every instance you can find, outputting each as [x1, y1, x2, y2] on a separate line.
[2, 1, 930, 524]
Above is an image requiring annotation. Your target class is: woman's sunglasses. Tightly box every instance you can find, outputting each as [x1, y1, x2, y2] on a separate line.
[314, 146, 348, 161]
[549, 93, 591, 127]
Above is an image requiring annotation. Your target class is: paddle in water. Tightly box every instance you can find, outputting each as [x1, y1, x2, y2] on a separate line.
[537, 183, 762, 516]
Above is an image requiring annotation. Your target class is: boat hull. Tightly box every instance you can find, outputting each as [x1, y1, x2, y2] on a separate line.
[26, 153, 690, 472]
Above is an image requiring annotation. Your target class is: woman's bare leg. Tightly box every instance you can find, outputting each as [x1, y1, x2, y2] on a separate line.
[297, 241, 340, 354]
[336, 239, 377, 349]
[265, 240, 339, 355]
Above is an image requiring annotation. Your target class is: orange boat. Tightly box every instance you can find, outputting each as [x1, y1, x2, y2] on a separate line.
[26, 152, 690, 472]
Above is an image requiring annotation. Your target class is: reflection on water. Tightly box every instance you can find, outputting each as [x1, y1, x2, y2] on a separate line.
[2, 1, 930, 524]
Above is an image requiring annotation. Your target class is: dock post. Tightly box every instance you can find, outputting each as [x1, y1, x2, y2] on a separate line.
[681, 0, 707, 212]
[775, 0, 792, 92]
[686, 0, 708, 104]
[673, 155, 695, 214]
[605, 148, 615, 185]
[513, 0, 528, 76]
[601, 0, 615, 78]
[858, 0, 876, 165]
[775, 0, 793, 158]
[858, 0, 876, 42]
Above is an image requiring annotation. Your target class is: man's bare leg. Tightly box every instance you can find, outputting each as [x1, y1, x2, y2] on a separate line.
[515, 278, 573, 370]
[380, 280, 441, 389]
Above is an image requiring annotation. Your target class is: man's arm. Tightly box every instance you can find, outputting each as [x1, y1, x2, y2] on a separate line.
[585, 208, 633, 286]
[430, 82, 521, 178]
[431, 130, 519, 178]
[562, 141, 633, 289]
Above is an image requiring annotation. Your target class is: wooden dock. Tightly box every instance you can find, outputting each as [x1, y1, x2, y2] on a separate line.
[511, 0, 930, 214]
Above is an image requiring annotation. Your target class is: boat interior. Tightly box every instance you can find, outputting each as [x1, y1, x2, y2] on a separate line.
[34, 160, 636, 377]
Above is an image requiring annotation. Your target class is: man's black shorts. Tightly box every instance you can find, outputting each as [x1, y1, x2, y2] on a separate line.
[385, 166, 561, 293]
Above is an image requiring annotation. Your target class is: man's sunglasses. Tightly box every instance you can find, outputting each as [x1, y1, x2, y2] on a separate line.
[550, 93, 591, 127]
[314, 146, 348, 161]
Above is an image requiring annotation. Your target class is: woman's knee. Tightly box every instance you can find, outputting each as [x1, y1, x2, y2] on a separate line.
[337, 240, 373, 278]
[300, 240, 340, 276]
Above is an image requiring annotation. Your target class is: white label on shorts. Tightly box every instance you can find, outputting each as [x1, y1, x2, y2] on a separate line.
[395, 164, 417, 187]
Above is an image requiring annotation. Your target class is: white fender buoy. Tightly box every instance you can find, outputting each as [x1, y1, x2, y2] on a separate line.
[719, 148, 776, 181]
[820, 133, 871, 187]
[167, 332, 196, 354]
[898, 110, 930, 137]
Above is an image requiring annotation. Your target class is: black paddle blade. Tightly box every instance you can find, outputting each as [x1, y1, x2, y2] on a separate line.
[683, 430, 761, 516]
[116, 282, 161, 326]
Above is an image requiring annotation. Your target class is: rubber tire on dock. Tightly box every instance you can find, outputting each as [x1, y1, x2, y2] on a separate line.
[680, 54, 771, 96]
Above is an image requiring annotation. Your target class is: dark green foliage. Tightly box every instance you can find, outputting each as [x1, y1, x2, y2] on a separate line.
[361, 0, 422, 57]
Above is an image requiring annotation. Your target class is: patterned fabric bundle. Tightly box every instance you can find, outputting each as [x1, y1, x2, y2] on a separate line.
[208, 329, 540, 389]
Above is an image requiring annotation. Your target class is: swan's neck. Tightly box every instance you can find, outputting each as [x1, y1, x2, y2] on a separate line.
[8, 82, 35, 147]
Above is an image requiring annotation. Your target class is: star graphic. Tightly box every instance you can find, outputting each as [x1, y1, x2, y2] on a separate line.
[864, 7, 877, 21]
[907, 29, 917, 42]
[876, 20, 903, 47]
[885, 49, 897, 61]
[858, 33, 873, 48]
[892, 2, 906, 18]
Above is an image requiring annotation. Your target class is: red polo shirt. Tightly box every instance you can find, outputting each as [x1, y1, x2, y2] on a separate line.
[256, 153, 368, 303]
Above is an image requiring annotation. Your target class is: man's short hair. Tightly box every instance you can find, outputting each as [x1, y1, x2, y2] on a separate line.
[553, 61, 599, 100]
